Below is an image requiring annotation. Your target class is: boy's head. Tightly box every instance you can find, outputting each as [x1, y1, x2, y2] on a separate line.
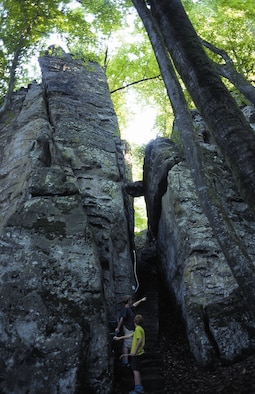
[134, 314, 144, 326]
[123, 295, 132, 304]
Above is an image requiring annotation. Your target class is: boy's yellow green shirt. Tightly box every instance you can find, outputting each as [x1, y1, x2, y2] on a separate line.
[131, 325, 145, 356]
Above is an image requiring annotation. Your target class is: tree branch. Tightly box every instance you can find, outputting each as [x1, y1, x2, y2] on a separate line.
[201, 39, 233, 64]
[110, 75, 161, 94]
[0, 48, 21, 116]
[202, 38, 255, 105]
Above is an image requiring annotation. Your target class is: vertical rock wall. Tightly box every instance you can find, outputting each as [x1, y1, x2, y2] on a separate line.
[143, 108, 255, 367]
[0, 52, 134, 393]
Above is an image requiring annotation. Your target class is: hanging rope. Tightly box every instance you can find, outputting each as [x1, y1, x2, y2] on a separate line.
[133, 249, 139, 293]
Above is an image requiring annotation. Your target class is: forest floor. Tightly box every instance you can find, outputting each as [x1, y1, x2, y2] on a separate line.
[160, 305, 255, 394]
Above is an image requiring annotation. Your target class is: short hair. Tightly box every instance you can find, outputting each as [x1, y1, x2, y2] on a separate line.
[134, 314, 144, 326]
[123, 295, 132, 303]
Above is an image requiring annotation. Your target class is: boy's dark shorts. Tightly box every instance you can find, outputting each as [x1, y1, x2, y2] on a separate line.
[131, 354, 144, 371]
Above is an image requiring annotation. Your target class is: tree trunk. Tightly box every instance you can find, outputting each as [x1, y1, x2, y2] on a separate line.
[0, 49, 21, 116]
[150, 0, 255, 211]
[132, 0, 255, 320]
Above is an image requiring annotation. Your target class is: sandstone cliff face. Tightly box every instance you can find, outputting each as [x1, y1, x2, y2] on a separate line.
[143, 108, 255, 367]
[0, 53, 134, 393]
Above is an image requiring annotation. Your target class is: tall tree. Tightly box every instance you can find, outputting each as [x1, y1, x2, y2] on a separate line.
[147, 0, 255, 211]
[0, 0, 100, 114]
[0, 0, 72, 114]
[132, 0, 255, 320]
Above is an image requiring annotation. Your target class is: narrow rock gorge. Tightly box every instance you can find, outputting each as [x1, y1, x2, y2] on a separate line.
[0, 50, 255, 393]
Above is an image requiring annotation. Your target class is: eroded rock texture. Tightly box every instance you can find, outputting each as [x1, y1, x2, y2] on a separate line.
[0, 53, 134, 393]
[144, 108, 255, 367]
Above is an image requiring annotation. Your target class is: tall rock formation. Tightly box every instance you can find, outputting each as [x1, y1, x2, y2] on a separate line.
[1, 46, 255, 393]
[143, 109, 255, 366]
[0, 51, 134, 393]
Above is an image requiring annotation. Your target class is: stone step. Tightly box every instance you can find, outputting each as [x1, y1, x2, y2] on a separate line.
[143, 376, 166, 392]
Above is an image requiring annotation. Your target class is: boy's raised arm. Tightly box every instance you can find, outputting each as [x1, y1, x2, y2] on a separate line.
[133, 297, 147, 307]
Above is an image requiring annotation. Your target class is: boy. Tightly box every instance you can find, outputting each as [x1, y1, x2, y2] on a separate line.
[115, 295, 146, 366]
[114, 314, 145, 394]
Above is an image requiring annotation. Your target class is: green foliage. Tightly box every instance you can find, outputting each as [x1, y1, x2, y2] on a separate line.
[0, 0, 254, 130]
[65, 1, 129, 63]
[131, 143, 145, 180]
[183, 0, 255, 82]
[130, 144, 148, 233]
[105, 13, 167, 140]
[134, 197, 147, 233]
[0, 0, 73, 96]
